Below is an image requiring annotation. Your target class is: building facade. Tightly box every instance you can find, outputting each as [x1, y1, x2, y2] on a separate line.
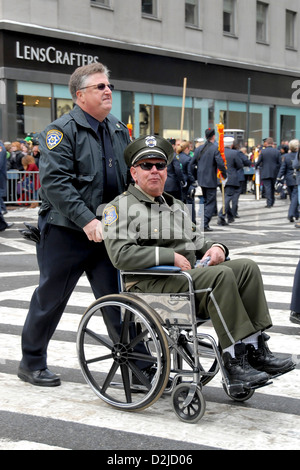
[0, 0, 300, 146]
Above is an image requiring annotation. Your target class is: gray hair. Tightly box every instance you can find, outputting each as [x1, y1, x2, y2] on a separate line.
[69, 62, 110, 102]
[289, 139, 299, 152]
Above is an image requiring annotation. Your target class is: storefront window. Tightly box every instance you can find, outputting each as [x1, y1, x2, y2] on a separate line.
[53, 84, 73, 119]
[219, 108, 263, 147]
[139, 104, 151, 136]
[280, 115, 295, 141]
[17, 82, 52, 136]
[16, 82, 74, 139]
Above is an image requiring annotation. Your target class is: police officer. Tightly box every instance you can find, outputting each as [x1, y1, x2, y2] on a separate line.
[103, 135, 295, 389]
[217, 137, 243, 226]
[190, 128, 227, 231]
[18, 62, 131, 387]
[255, 137, 281, 208]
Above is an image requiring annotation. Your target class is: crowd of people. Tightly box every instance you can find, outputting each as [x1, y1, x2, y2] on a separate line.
[0, 137, 41, 230]
[1, 129, 300, 232]
[164, 133, 300, 232]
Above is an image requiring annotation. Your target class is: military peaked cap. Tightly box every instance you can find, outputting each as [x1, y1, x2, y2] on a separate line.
[124, 135, 174, 167]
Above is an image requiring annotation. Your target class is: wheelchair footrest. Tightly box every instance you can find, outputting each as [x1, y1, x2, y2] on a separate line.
[226, 379, 273, 395]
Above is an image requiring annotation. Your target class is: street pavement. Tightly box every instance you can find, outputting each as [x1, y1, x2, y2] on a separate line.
[0, 192, 299, 451]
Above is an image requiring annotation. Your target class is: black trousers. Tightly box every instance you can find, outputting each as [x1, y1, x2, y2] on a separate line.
[20, 214, 119, 371]
[201, 187, 217, 227]
[262, 178, 276, 207]
[291, 260, 300, 313]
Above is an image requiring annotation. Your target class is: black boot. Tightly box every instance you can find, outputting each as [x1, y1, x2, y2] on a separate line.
[246, 333, 295, 377]
[223, 343, 269, 388]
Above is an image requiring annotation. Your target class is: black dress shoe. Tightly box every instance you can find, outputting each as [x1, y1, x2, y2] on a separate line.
[246, 333, 295, 377]
[204, 226, 213, 232]
[217, 218, 228, 226]
[18, 366, 61, 387]
[290, 311, 300, 325]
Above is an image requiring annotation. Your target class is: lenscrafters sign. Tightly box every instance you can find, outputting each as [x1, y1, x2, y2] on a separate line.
[0, 31, 102, 73]
[15, 41, 99, 68]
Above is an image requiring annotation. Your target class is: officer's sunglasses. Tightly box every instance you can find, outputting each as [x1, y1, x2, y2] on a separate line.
[79, 83, 115, 91]
[135, 162, 167, 171]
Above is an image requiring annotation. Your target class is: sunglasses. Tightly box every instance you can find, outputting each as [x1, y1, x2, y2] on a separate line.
[135, 162, 167, 171]
[79, 83, 115, 91]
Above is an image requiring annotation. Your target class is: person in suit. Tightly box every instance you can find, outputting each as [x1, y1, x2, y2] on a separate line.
[217, 137, 243, 226]
[276, 139, 299, 223]
[255, 137, 281, 208]
[190, 128, 227, 231]
[290, 260, 300, 324]
[234, 146, 251, 218]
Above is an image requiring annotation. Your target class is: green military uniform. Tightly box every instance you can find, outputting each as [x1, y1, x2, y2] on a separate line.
[103, 183, 272, 349]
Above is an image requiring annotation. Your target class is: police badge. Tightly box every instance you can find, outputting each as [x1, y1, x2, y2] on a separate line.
[46, 129, 63, 150]
[103, 206, 118, 225]
[145, 136, 157, 148]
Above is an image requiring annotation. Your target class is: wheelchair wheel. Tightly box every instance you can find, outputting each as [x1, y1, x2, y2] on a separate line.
[77, 293, 170, 412]
[172, 383, 206, 423]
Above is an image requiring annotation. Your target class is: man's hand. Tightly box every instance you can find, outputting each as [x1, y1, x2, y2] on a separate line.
[202, 246, 225, 266]
[83, 219, 103, 242]
[174, 253, 191, 271]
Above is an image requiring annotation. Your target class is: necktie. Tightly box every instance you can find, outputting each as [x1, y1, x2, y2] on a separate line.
[98, 121, 118, 202]
[155, 196, 165, 205]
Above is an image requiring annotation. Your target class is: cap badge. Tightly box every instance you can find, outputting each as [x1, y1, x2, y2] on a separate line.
[145, 136, 157, 148]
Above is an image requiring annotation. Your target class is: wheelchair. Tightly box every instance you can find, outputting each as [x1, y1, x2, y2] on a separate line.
[77, 266, 258, 423]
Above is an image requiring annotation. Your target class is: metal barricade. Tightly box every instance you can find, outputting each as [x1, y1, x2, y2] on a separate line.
[6, 170, 41, 205]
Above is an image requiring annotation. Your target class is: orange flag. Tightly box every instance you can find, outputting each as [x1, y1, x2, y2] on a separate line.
[217, 123, 227, 179]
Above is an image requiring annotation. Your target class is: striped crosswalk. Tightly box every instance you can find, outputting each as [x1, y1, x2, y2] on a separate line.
[0, 197, 299, 450]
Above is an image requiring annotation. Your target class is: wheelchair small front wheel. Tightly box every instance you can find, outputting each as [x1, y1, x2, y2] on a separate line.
[171, 384, 206, 423]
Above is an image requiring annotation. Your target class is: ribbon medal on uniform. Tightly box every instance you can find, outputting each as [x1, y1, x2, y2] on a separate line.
[103, 206, 118, 226]
[46, 130, 63, 150]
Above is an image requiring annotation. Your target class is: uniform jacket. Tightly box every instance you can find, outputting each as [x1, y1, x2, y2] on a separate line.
[223, 148, 244, 187]
[237, 151, 251, 182]
[190, 141, 227, 188]
[277, 152, 297, 187]
[292, 152, 300, 185]
[103, 184, 227, 280]
[164, 153, 184, 193]
[255, 146, 281, 179]
[38, 105, 130, 231]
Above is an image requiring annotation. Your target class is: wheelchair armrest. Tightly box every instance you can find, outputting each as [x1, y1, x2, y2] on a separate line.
[147, 266, 182, 273]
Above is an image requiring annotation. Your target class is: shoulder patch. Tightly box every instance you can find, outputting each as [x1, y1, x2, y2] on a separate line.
[46, 130, 63, 150]
[103, 206, 118, 226]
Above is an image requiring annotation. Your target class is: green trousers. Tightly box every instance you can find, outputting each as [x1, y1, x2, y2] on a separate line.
[129, 258, 273, 349]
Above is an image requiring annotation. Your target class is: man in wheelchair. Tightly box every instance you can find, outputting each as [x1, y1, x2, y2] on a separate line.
[102, 135, 295, 390]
